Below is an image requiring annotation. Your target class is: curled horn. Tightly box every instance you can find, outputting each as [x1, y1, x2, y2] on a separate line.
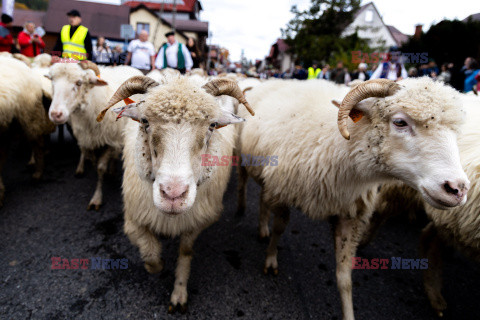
[79, 60, 101, 76]
[243, 86, 253, 95]
[202, 79, 255, 116]
[338, 79, 401, 140]
[96, 76, 159, 122]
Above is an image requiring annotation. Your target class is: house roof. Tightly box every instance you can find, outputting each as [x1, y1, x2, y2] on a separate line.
[347, 1, 407, 47]
[463, 13, 480, 22]
[123, 0, 201, 13]
[387, 25, 409, 46]
[43, 0, 130, 39]
[8, 8, 46, 28]
[276, 39, 289, 52]
[267, 39, 289, 59]
[353, 1, 372, 20]
[162, 17, 208, 33]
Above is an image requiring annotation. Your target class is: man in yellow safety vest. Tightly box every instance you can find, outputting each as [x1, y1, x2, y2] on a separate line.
[53, 9, 92, 60]
[307, 63, 321, 79]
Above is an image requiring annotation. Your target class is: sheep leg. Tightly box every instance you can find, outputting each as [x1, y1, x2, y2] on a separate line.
[264, 205, 289, 275]
[420, 222, 447, 317]
[124, 218, 163, 274]
[75, 147, 87, 177]
[28, 151, 35, 166]
[87, 147, 112, 211]
[358, 209, 391, 248]
[31, 137, 45, 180]
[169, 228, 201, 314]
[258, 188, 271, 242]
[332, 216, 367, 320]
[236, 165, 248, 216]
[107, 155, 116, 175]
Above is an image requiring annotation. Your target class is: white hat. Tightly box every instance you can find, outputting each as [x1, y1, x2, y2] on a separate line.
[358, 63, 368, 70]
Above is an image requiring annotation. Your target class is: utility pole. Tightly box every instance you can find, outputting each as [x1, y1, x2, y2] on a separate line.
[172, 0, 177, 32]
[152, 0, 164, 46]
[206, 31, 212, 74]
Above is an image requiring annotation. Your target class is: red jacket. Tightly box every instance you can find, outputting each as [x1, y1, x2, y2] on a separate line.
[0, 22, 13, 52]
[18, 31, 45, 57]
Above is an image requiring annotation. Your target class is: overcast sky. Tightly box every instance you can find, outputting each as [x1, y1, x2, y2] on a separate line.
[91, 0, 480, 61]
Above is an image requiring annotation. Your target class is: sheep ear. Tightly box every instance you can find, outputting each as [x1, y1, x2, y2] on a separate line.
[217, 109, 245, 127]
[90, 77, 108, 86]
[331, 99, 369, 123]
[112, 103, 141, 121]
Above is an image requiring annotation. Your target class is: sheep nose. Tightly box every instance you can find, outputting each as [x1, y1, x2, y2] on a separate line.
[443, 179, 470, 199]
[51, 110, 63, 120]
[160, 183, 189, 201]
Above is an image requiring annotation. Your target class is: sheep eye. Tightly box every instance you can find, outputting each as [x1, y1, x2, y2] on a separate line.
[393, 119, 408, 127]
[76, 80, 82, 86]
[141, 118, 148, 125]
[210, 122, 217, 129]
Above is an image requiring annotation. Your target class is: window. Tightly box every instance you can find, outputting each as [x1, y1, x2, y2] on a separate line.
[365, 10, 373, 22]
[136, 23, 150, 35]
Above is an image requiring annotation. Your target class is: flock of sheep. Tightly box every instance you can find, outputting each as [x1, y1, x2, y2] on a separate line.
[1, 51, 479, 319]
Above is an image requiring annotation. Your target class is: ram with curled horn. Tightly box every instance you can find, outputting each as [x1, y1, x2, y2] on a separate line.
[101, 74, 253, 313]
[235, 77, 469, 320]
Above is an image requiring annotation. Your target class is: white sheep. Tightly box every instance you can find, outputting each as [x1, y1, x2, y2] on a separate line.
[31, 53, 53, 68]
[47, 62, 142, 210]
[236, 78, 469, 320]
[146, 68, 180, 83]
[12, 53, 32, 66]
[363, 98, 480, 317]
[96, 74, 253, 313]
[0, 57, 55, 206]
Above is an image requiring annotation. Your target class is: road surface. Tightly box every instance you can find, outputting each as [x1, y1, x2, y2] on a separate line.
[1, 130, 479, 319]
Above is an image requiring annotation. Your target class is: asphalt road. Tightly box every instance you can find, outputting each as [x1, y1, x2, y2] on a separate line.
[1, 129, 479, 320]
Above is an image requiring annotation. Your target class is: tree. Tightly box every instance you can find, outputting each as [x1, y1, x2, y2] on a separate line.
[282, 0, 371, 68]
[401, 19, 480, 69]
[16, 0, 49, 11]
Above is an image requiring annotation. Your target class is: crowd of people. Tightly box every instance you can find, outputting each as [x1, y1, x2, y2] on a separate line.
[1, 10, 478, 93]
[0, 9, 203, 75]
[264, 47, 480, 94]
[0, 13, 45, 57]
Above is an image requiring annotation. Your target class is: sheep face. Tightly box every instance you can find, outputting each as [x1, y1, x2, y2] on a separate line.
[355, 78, 469, 209]
[114, 80, 244, 215]
[47, 63, 107, 125]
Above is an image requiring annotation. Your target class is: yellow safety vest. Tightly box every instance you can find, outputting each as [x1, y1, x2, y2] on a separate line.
[61, 25, 88, 60]
[308, 67, 321, 79]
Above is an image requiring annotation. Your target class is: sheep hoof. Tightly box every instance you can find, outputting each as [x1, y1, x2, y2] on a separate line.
[87, 202, 102, 211]
[74, 170, 85, 178]
[144, 260, 163, 274]
[168, 302, 187, 314]
[431, 295, 447, 317]
[32, 172, 42, 181]
[257, 235, 270, 243]
[263, 266, 278, 276]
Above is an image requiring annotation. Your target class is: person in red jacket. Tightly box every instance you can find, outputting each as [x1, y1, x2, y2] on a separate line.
[18, 21, 45, 57]
[0, 14, 14, 53]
